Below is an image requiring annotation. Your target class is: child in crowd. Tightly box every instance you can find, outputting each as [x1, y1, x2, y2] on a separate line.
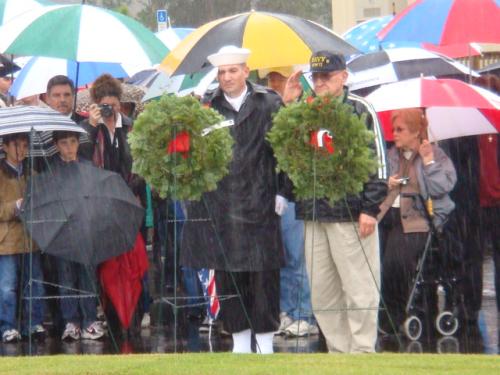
[0, 133, 46, 342]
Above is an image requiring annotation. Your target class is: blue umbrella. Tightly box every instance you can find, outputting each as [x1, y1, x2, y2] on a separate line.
[10, 56, 130, 99]
[343, 15, 420, 53]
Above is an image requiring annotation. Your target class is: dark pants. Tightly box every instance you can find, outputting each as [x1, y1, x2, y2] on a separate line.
[482, 206, 500, 311]
[379, 208, 430, 330]
[56, 258, 97, 329]
[215, 269, 280, 334]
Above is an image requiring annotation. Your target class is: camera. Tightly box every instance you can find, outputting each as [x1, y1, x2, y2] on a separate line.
[99, 103, 114, 118]
[397, 177, 410, 186]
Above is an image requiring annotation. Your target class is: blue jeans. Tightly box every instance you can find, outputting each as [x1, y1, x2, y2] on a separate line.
[280, 202, 314, 321]
[0, 253, 45, 335]
[56, 258, 97, 328]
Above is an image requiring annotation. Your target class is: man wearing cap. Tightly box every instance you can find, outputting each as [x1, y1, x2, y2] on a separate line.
[181, 46, 284, 354]
[283, 51, 387, 353]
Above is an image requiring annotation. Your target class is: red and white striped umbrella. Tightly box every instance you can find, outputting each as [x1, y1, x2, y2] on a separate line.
[365, 77, 500, 142]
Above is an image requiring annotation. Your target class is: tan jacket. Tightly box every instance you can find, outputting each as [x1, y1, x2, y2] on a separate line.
[0, 163, 34, 255]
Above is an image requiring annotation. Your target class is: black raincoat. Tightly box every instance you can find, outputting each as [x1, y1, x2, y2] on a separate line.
[180, 81, 284, 272]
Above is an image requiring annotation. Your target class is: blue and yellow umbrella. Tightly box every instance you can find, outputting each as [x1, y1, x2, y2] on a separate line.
[161, 11, 359, 76]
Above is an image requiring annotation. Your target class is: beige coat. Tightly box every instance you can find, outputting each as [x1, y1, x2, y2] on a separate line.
[0, 163, 35, 254]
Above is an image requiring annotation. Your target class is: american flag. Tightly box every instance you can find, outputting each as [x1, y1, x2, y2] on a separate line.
[197, 268, 220, 320]
[343, 15, 416, 54]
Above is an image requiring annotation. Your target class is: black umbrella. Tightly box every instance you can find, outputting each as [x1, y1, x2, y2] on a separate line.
[346, 47, 478, 91]
[21, 162, 144, 265]
[0, 53, 20, 77]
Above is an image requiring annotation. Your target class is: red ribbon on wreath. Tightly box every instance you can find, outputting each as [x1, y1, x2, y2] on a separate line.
[310, 129, 334, 154]
[167, 131, 190, 159]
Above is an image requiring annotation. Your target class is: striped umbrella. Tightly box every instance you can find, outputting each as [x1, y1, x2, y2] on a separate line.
[0, 4, 168, 67]
[141, 69, 218, 102]
[161, 11, 358, 76]
[365, 77, 500, 141]
[0, 105, 86, 158]
[377, 0, 500, 58]
[347, 47, 478, 91]
[0, 0, 50, 26]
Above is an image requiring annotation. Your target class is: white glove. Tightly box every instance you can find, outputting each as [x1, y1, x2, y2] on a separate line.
[274, 195, 288, 216]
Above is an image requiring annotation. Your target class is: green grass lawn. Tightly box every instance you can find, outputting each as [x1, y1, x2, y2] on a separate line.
[0, 353, 498, 375]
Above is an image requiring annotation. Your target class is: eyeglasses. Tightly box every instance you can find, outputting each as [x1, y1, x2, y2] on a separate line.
[392, 126, 407, 133]
[311, 71, 343, 82]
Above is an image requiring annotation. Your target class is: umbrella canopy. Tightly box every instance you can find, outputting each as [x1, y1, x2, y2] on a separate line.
[141, 68, 217, 102]
[0, 105, 86, 158]
[478, 61, 500, 75]
[0, 0, 50, 26]
[0, 52, 19, 77]
[22, 162, 144, 265]
[160, 11, 358, 76]
[377, 0, 500, 58]
[99, 233, 148, 329]
[76, 83, 146, 115]
[0, 105, 85, 136]
[0, 4, 168, 67]
[343, 15, 396, 53]
[347, 47, 478, 91]
[9, 56, 131, 100]
[365, 77, 500, 141]
[155, 27, 194, 50]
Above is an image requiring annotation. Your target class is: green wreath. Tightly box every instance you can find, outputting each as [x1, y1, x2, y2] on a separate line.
[129, 94, 233, 200]
[267, 94, 378, 204]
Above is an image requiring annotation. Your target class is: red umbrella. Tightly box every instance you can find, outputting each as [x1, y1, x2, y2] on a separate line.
[377, 0, 500, 58]
[365, 77, 500, 141]
[99, 233, 149, 329]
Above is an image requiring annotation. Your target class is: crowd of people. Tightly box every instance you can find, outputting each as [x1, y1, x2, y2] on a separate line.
[0, 45, 498, 356]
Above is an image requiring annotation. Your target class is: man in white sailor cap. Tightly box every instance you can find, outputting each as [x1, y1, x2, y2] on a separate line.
[180, 45, 286, 354]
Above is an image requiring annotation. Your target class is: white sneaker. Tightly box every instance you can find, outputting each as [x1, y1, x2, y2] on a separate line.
[141, 312, 151, 328]
[2, 329, 21, 343]
[285, 320, 319, 337]
[81, 321, 105, 340]
[277, 312, 294, 334]
[62, 322, 81, 341]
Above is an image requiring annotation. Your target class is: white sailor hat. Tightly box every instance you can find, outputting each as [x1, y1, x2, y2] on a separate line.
[207, 45, 251, 67]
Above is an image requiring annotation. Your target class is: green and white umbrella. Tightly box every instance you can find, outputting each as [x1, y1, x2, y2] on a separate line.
[0, 0, 51, 26]
[141, 68, 218, 102]
[0, 4, 168, 68]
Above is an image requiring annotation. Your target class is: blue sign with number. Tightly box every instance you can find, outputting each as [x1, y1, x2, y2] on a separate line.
[157, 10, 167, 23]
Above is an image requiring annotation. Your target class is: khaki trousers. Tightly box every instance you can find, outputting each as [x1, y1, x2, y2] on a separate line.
[304, 221, 380, 353]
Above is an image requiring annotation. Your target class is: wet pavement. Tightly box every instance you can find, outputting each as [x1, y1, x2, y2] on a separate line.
[1, 256, 497, 356]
